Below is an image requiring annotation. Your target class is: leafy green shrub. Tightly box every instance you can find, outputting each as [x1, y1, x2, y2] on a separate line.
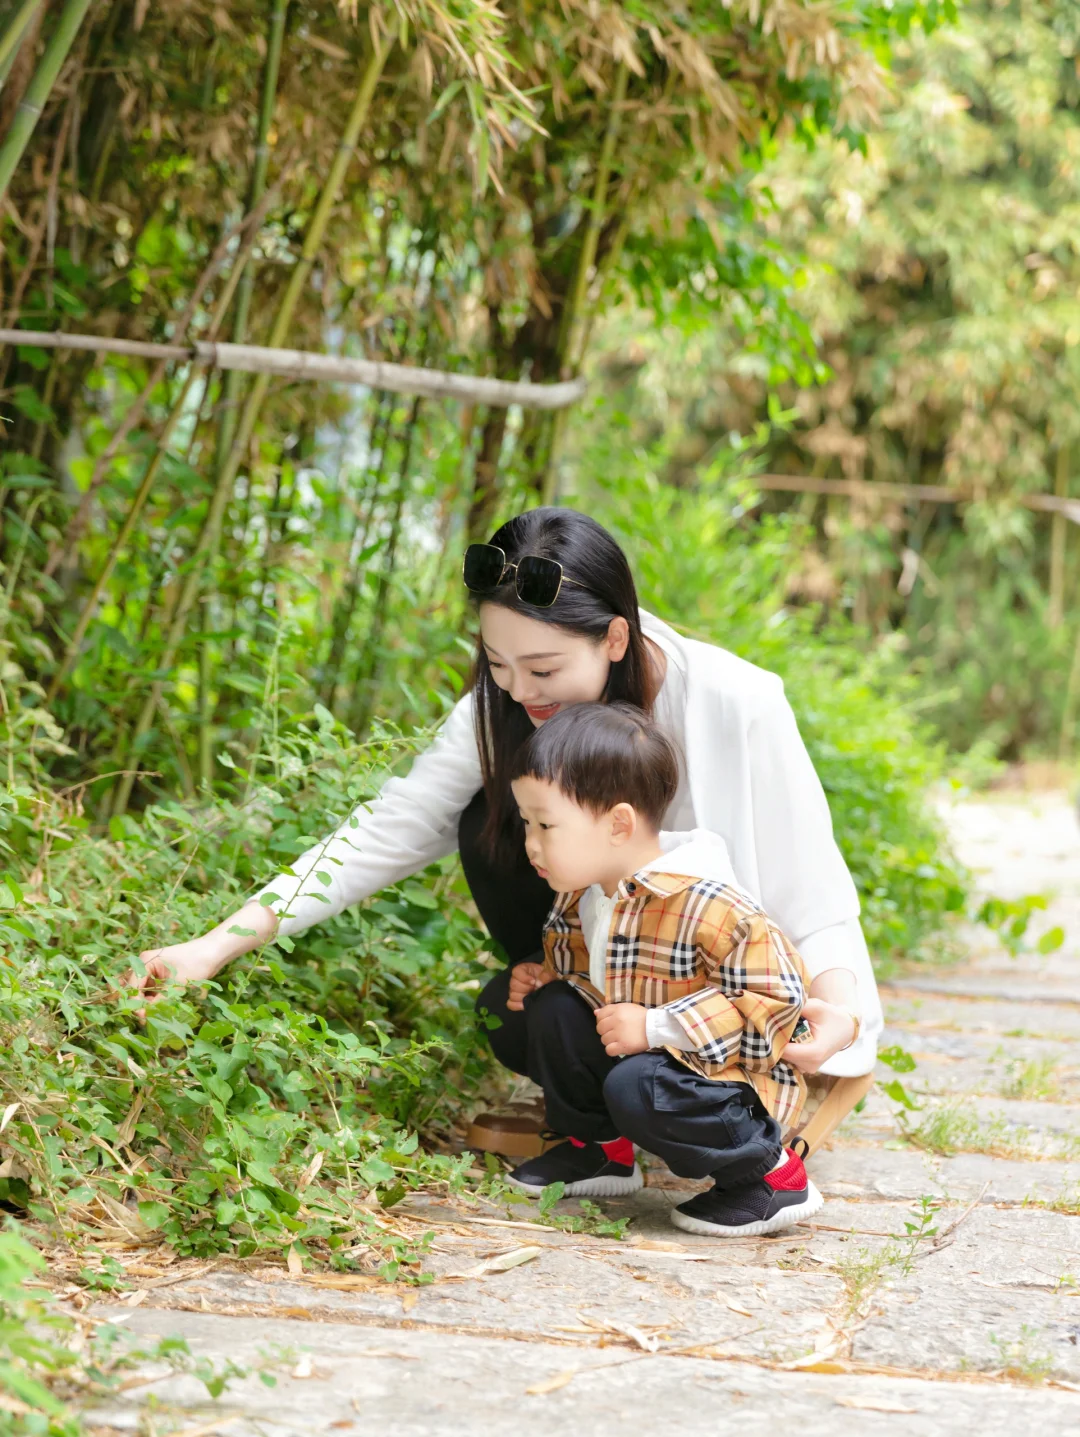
[0, 702, 496, 1268]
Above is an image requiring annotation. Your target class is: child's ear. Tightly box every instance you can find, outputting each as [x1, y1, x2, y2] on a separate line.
[609, 802, 637, 845]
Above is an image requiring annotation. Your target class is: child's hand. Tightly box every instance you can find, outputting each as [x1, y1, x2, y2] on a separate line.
[595, 1003, 649, 1058]
[507, 962, 555, 1011]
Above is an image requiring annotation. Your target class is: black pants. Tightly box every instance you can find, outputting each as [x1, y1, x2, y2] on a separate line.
[524, 981, 783, 1188]
[459, 788, 551, 1075]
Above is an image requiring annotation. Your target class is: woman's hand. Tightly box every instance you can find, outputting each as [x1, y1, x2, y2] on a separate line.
[127, 899, 278, 1005]
[130, 937, 225, 1001]
[782, 997, 857, 1073]
[506, 961, 556, 1011]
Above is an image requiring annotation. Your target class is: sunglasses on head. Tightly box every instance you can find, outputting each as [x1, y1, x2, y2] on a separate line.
[462, 543, 588, 609]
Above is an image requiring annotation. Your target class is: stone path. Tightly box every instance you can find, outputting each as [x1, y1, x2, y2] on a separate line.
[85, 787, 1080, 1435]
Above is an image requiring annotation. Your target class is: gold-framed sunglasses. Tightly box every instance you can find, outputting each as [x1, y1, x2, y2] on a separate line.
[462, 543, 588, 608]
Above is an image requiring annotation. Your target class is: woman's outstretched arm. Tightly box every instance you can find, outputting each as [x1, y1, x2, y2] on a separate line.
[131, 897, 279, 999]
[130, 695, 483, 998]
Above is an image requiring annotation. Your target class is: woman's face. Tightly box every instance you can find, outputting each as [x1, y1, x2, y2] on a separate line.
[479, 603, 629, 727]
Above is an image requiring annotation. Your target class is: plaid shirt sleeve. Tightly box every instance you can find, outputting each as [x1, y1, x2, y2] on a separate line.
[661, 900, 807, 1072]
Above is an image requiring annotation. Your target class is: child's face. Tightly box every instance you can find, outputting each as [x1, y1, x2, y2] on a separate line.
[512, 774, 622, 892]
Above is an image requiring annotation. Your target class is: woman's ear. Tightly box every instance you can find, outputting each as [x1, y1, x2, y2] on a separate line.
[609, 802, 638, 846]
[606, 616, 630, 663]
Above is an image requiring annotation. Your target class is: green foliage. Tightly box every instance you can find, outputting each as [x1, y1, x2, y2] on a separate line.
[0, 695, 498, 1267]
[0, 1223, 274, 1434]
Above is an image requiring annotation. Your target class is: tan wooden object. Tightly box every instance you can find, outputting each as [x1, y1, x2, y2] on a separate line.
[0, 328, 586, 411]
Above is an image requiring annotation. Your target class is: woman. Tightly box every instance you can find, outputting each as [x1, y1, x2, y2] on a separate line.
[134, 509, 882, 1135]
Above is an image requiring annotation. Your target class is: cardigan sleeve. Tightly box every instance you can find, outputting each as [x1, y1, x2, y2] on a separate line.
[746, 682, 862, 968]
[254, 693, 483, 938]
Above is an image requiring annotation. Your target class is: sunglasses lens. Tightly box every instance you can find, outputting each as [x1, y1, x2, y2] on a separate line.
[516, 555, 562, 607]
[463, 544, 506, 592]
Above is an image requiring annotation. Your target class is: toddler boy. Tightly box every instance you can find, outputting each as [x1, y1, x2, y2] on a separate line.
[504, 701, 821, 1236]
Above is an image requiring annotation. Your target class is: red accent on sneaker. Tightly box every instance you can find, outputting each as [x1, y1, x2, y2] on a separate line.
[764, 1149, 807, 1192]
[600, 1137, 635, 1167]
[568, 1137, 586, 1149]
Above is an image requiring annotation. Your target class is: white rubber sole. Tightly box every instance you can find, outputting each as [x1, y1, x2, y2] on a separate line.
[669, 1180, 824, 1237]
[506, 1165, 645, 1198]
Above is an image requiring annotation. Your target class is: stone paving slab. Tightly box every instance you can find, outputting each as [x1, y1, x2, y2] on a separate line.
[883, 989, 1080, 1040]
[810, 1143, 1080, 1204]
[125, 1199, 843, 1367]
[85, 1308, 1080, 1437]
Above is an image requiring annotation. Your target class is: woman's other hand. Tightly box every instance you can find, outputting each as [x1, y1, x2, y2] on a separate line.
[781, 997, 857, 1073]
[506, 961, 555, 1011]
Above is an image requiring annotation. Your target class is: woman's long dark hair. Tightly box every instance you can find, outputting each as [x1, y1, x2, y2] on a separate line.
[470, 508, 654, 861]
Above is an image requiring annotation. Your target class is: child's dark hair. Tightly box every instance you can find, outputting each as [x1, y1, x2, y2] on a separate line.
[509, 702, 679, 832]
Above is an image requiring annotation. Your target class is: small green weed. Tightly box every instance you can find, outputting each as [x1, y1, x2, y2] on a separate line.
[0, 1224, 277, 1434]
[901, 1100, 1077, 1160]
[834, 1195, 942, 1319]
[1000, 1056, 1060, 1102]
[987, 1326, 1054, 1384]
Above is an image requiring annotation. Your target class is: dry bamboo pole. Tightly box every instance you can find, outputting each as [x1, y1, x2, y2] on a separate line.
[749, 472, 1080, 523]
[0, 0, 95, 207]
[45, 187, 278, 576]
[0, 327, 587, 409]
[0, 0, 42, 87]
[540, 60, 629, 507]
[1049, 447, 1069, 628]
[45, 216, 265, 701]
[108, 36, 393, 818]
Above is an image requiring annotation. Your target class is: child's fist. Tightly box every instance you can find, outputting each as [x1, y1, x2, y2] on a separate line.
[595, 1003, 649, 1057]
[507, 961, 555, 1011]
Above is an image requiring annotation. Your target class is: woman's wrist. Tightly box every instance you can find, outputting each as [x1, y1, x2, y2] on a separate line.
[207, 900, 279, 971]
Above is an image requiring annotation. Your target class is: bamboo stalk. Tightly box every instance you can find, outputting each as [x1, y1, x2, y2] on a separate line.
[350, 392, 422, 735]
[0, 0, 95, 207]
[0, 0, 42, 86]
[0, 326, 587, 409]
[109, 36, 394, 817]
[1049, 446, 1069, 628]
[200, 0, 289, 786]
[214, 0, 288, 473]
[45, 215, 265, 700]
[45, 187, 278, 576]
[319, 390, 393, 709]
[541, 61, 629, 506]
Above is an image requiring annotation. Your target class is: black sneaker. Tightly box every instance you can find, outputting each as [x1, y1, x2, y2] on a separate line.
[670, 1148, 823, 1237]
[507, 1139, 643, 1197]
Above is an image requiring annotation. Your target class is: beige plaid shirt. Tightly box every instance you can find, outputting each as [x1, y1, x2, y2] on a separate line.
[543, 867, 809, 1130]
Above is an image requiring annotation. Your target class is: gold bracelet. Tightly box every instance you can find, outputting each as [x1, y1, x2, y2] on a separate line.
[839, 1010, 862, 1052]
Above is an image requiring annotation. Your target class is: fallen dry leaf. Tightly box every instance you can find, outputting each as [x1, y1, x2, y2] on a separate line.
[122, 1289, 149, 1307]
[303, 1274, 380, 1292]
[1, 1103, 20, 1134]
[726, 1298, 755, 1317]
[835, 1397, 918, 1414]
[287, 1246, 304, 1277]
[454, 1245, 542, 1279]
[401, 1290, 418, 1312]
[526, 1369, 577, 1396]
